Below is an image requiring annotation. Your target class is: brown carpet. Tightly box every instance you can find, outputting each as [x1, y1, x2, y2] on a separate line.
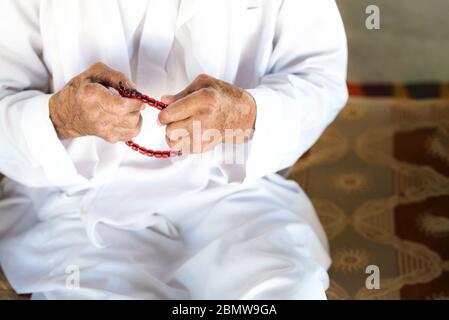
[290, 97, 449, 299]
[1, 97, 449, 300]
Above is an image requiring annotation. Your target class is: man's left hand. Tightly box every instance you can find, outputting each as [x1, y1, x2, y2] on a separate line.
[158, 74, 257, 154]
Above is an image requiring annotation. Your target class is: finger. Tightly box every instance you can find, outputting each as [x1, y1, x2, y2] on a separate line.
[87, 62, 135, 89]
[165, 119, 191, 151]
[117, 112, 142, 129]
[162, 74, 212, 102]
[82, 84, 144, 120]
[165, 134, 191, 151]
[161, 95, 176, 105]
[92, 86, 144, 114]
[170, 83, 199, 101]
[108, 86, 121, 96]
[165, 118, 217, 154]
[166, 118, 191, 141]
[112, 120, 142, 141]
[158, 90, 206, 125]
[121, 97, 146, 113]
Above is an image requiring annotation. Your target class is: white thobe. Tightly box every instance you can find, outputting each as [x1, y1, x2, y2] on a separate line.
[0, 0, 348, 299]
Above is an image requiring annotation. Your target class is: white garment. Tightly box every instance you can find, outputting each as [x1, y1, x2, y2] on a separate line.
[0, 0, 348, 299]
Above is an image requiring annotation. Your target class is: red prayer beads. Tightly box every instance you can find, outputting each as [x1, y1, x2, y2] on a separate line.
[116, 81, 182, 158]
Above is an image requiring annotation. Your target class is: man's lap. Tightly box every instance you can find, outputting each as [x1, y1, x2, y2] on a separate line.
[0, 175, 330, 299]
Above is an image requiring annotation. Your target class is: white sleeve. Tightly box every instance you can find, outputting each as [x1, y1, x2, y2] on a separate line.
[245, 0, 348, 180]
[0, 0, 87, 187]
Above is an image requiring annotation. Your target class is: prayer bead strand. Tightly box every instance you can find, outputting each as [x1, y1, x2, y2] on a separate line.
[116, 81, 182, 158]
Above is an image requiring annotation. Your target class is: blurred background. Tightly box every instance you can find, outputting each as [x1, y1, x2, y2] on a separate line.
[339, 0, 449, 83]
[288, 0, 449, 300]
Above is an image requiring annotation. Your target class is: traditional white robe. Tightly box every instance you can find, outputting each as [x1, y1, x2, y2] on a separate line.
[0, 0, 348, 299]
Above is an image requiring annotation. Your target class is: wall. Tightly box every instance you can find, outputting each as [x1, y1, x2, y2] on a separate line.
[336, 0, 449, 83]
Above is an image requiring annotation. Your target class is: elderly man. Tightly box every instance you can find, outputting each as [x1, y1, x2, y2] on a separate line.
[0, 0, 347, 299]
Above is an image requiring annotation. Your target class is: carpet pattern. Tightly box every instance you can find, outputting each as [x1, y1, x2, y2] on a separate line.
[290, 97, 449, 299]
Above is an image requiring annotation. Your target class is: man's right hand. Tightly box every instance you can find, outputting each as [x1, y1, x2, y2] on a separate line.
[49, 62, 144, 143]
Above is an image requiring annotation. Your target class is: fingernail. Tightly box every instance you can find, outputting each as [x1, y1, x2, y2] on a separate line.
[126, 80, 137, 89]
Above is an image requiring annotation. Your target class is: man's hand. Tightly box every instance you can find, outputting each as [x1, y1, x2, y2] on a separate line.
[158, 74, 257, 154]
[49, 62, 144, 143]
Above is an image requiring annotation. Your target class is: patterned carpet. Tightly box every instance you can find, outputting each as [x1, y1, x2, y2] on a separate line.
[290, 96, 449, 300]
[1, 86, 448, 299]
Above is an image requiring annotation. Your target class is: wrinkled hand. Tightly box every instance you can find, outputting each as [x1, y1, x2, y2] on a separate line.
[158, 74, 257, 154]
[49, 62, 144, 143]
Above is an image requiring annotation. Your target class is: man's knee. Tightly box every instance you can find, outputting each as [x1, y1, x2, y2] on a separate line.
[202, 222, 329, 299]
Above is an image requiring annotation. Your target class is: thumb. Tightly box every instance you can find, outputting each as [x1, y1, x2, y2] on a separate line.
[166, 77, 206, 102]
[161, 95, 177, 105]
[88, 62, 134, 89]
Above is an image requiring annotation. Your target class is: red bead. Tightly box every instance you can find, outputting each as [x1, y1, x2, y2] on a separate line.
[117, 83, 181, 159]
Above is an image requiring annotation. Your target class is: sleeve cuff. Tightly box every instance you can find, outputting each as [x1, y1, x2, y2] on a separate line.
[21, 94, 88, 186]
[244, 87, 286, 181]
